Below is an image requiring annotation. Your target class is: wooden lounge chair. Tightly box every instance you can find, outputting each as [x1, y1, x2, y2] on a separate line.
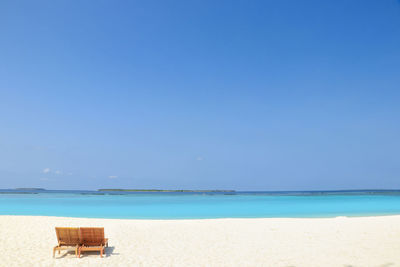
[78, 227, 108, 258]
[53, 227, 80, 258]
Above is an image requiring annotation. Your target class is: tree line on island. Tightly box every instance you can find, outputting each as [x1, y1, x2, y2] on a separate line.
[97, 189, 235, 192]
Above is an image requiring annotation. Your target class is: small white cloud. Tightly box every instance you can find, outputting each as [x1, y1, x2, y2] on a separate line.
[67, 172, 73, 176]
[54, 170, 62, 175]
[109, 176, 118, 179]
[196, 156, 204, 161]
[40, 177, 50, 181]
[42, 168, 51, 174]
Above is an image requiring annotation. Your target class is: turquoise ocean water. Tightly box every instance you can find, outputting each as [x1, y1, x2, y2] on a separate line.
[1, 190, 400, 219]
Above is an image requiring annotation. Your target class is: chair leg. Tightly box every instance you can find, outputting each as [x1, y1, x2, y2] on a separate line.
[53, 247, 56, 258]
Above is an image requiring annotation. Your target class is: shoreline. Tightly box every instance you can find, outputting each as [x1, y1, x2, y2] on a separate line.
[2, 212, 400, 220]
[1, 215, 400, 266]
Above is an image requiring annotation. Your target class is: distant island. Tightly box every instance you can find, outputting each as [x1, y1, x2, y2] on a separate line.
[15, 188, 45, 191]
[98, 189, 235, 192]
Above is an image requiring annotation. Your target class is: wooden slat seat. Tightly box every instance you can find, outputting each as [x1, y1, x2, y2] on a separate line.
[53, 227, 80, 258]
[78, 227, 108, 258]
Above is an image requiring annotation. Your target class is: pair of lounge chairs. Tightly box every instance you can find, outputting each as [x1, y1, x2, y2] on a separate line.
[53, 227, 108, 258]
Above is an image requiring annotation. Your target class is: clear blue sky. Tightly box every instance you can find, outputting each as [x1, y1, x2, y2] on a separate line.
[1, 0, 399, 190]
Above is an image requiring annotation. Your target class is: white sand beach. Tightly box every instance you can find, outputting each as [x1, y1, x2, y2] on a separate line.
[1, 215, 400, 267]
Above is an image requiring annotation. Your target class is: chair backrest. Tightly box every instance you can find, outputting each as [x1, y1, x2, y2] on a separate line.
[55, 227, 80, 246]
[79, 227, 105, 246]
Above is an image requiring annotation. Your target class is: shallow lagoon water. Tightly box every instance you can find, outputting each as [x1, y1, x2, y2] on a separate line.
[1, 190, 400, 219]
